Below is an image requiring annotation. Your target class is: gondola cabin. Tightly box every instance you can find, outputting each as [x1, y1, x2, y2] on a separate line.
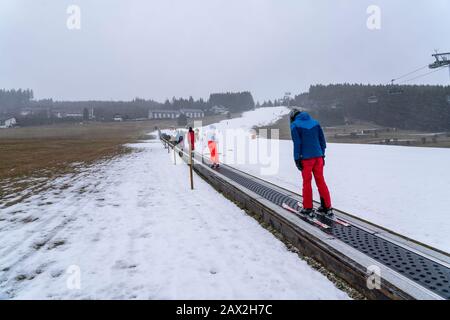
[368, 96, 378, 104]
[388, 86, 404, 95]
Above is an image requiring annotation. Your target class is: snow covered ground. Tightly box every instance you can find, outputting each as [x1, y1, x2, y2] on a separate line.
[4, 105, 446, 300]
[226, 140, 450, 253]
[0, 139, 349, 300]
[206, 106, 290, 132]
[199, 107, 450, 253]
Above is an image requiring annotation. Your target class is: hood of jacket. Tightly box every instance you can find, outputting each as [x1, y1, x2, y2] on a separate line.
[293, 112, 317, 129]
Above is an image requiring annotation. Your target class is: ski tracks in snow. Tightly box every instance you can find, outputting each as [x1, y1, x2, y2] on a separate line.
[0, 140, 349, 300]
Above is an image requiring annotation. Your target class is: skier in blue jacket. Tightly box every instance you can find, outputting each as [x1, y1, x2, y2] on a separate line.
[290, 109, 333, 218]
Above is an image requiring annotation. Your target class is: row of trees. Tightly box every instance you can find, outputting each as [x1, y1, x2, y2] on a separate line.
[0, 89, 34, 113]
[9, 84, 450, 131]
[162, 96, 209, 111]
[159, 92, 257, 113]
[208, 92, 255, 113]
[0, 89, 257, 125]
[294, 84, 450, 131]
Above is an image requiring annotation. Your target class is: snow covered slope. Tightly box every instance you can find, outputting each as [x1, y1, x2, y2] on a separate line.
[0, 140, 349, 300]
[211, 122, 450, 253]
[229, 140, 450, 252]
[210, 106, 290, 132]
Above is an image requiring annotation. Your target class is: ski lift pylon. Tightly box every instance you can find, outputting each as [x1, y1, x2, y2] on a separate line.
[429, 52, 450, 69]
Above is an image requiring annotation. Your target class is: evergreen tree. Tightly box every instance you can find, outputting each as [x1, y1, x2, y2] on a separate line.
[177, 113, 188, 126]
[83, 108, 89, 121]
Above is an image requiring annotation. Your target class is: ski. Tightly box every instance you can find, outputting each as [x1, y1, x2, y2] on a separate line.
[282, 203, 330, 229]
[295, 202, 350, 227]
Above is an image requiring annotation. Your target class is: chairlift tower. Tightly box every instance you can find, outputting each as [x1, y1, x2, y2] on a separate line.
[429, 52, 450, 80]
[284, 92, 291, 108]
[430, 52, 450, 103]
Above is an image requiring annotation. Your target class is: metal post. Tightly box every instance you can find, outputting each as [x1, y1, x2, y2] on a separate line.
[173, 145, 176, 165]
[189, 145, 194, 190]
[285, 92, 291, 108]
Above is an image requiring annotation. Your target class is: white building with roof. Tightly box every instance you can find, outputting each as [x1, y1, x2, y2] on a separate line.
[0, 117, 17, 129]
[149, 110, 180, 119]
[149, 109, 204, 120]
[180, 109, 204, 118]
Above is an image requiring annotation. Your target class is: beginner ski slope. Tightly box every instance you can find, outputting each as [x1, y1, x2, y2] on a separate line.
[0, 139, 349, 300]
[229, 140, 450, 253]
[204, 107, 450, 253]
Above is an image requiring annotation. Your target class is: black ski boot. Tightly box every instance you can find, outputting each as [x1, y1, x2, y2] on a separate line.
[300, 208, 315, 218]
[317, 197, 327, 213]
[323, 208, 334, 219]
[317, 197, 334, 218]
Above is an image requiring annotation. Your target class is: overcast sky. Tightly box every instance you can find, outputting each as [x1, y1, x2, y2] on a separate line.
[1, 0, 449, 102]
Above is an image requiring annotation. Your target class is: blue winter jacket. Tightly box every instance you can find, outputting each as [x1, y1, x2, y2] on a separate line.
[290, 112, 326, 160]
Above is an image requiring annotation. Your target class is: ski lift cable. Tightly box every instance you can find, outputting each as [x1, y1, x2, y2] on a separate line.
[398, 66, 447, 84]
[390, 65, 429, 83]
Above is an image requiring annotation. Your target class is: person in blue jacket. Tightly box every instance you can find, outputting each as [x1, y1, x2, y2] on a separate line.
[290, 109, 333, 218]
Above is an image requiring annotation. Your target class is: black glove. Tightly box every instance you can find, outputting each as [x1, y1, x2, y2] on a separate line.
[295, 159, 303, 171]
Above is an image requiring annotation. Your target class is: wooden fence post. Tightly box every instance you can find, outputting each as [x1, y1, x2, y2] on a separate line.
[189, 145, 194, 190]
[173, 145, 176, 165]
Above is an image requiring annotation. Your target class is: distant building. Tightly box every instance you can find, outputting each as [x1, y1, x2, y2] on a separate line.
[0, 117, 17, 129]
[19, 107, 50, 117]
[180, 109, 204, 118]
[149, 109, 204, 120]
[113, 114, 124, 122]
[209, 105, 228, 115]
[149, 110, 180, 120]
[19, 109, 34, 116]
[89, 107, 95, 120]
[65, 113, 83, 118]
[49, 107, 95, 120]
[50, 109, 68, 118]
[53, 111, 64, 119]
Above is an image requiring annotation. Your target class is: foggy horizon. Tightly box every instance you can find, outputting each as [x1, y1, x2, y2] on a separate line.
[1, 0, 450, 102]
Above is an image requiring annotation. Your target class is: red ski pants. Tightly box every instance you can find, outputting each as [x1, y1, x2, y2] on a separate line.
[301, 157, 331, 209]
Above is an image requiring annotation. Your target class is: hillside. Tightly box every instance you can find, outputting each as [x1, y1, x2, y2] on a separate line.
[294, 84, 450, 131]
